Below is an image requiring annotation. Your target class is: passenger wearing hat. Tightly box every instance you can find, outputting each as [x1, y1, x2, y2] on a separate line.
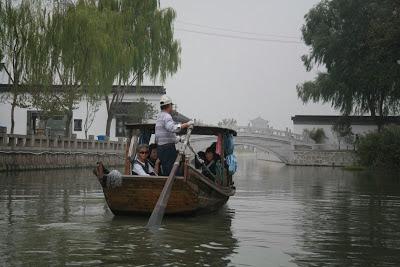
[155, 95, 191, 175]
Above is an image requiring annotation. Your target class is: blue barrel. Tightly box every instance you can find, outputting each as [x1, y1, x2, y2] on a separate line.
[97, 135, 106, 141]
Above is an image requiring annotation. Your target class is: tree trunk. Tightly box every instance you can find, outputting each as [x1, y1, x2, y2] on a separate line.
[370, 108, 376, 118]
[377, 117, 384, 132]
[368, 104, 381, 132]
[105, 110, 113, 137]
[10, 101, 16, 134]
[376, 93, 385, 132]
[104, 93, 116, 137]
[65, 109, 73, 138]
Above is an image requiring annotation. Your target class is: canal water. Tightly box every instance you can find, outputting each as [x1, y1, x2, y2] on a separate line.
[1, 154, 400, 266]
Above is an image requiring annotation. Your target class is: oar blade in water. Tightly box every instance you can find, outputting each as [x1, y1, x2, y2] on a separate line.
[146, 156, 181, 229]
[147, 126, 193, 229]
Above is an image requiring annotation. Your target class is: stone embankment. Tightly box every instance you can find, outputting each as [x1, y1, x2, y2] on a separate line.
[289, 149, 358, 167]
[0, 134, 126, 171]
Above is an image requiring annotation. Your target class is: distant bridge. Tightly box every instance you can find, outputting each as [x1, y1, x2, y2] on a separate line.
[190, 126, 314, 164]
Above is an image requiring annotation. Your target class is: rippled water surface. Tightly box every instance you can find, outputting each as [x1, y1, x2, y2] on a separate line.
[1, 154, 400, 266]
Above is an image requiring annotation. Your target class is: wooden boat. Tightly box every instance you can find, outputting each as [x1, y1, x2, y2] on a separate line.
[94, 123, 237, 216]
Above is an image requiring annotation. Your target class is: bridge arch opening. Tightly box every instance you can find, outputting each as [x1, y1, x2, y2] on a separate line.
[234, 142, 286, 163]
[190, 135, 291, 164]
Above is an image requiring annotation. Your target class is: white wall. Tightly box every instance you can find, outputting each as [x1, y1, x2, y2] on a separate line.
[0, 102, 28, 135]
[293, 123, 378, 145]
[71, 93, 159, 140]
[0, 91, 162, 139]
[71, 100, 109, 140]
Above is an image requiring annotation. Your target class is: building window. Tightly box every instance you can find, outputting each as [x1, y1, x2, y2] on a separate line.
[74, 119, 82, 131]
[115, 117, 126, 137]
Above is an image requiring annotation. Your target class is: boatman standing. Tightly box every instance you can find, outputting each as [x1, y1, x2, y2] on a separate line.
[155, 95, 192, 175]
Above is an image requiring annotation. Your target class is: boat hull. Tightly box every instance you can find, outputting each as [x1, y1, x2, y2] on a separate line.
[100, 168, 235, 216]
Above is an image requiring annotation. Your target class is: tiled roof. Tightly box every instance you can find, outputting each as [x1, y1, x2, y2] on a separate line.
[172, 111, 191, 123]
[291, 115, 400, 125]
[0, 83, 166, 95]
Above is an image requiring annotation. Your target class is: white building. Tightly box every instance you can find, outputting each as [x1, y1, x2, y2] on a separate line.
[0, 84, 165, 140]
[292, 115, 400, 145]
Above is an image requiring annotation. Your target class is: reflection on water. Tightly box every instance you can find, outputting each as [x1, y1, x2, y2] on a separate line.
[0, 168, 237, 266]
[290, 168, 400, 267]
[0, 155, 400, 266]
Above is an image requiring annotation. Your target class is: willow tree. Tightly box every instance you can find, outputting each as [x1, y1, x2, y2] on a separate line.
[2, 0, 181, 137]
[0, 0, 39, 133]
[29, 0, 116, 137]
[297, 0, 400, 129]
[97, 0, 181, 136]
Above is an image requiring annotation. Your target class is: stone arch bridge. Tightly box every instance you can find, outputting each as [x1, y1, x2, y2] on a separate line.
[190, 127, 313, 164]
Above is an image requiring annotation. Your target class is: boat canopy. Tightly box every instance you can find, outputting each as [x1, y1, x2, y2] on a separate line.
[125, 123, 237, 136]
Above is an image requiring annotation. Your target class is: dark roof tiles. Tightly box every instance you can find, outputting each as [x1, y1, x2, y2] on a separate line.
[292, 115, 400, 125]
[0, 83, 166, 95]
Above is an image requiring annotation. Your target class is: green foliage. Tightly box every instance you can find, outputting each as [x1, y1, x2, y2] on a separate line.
[28, 1, 120, 136]
[1, 0, 181, 136]
[304, 128, 327, 144]
[332, 116, 354, 149]
[127, 98, 156, 124]
[0, 0, 41, 133]
[97, 0, 181, 136]
[357, 126, 400, 169]
[298, 0, 400, 126]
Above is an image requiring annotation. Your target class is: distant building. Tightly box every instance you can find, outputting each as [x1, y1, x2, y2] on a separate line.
[292, 115, 400, 145]
[249, 116, 269, 129]
[0, 84, 165, 140]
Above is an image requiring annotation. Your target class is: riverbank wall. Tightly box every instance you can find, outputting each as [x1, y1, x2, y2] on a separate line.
[0, 134, 126, 171]
[289, 150, 358, 167]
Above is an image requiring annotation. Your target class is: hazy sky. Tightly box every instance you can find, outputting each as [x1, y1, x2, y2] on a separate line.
[160, 0, 336, 130]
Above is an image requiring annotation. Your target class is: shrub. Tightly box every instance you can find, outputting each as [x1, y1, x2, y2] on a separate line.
[357, 126, 400, 169]
[332, 116, 354, 149]
[304, 128, 327, 144]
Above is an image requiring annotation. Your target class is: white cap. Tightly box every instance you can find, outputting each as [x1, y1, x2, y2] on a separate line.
[160, 95, 173, 107]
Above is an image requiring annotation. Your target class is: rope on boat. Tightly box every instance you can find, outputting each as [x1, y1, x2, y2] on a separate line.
[106, 169, 123, 188]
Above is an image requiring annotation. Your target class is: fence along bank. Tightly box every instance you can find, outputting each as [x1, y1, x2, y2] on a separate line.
[0, 133, 125, 171]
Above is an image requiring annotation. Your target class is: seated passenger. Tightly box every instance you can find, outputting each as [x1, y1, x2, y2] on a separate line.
[132, 144, 157, 176]
[148, 144, 160, 170]
[208, 142, 221, 161]
[147, 144, 158, 168]
[202, 147, 217, 180]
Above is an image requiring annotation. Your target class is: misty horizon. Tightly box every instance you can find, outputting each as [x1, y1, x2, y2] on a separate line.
[161, 0, 337, 130]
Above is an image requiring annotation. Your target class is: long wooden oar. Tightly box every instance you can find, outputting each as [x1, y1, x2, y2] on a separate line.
[147, 126, 193, 229]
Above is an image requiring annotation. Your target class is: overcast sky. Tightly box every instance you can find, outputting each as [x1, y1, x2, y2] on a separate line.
[160, 0, 336, 130]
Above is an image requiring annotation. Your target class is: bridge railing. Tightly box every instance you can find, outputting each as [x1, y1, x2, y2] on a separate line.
[236, 126, 313, 144]
[311, 143, 355, 151]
